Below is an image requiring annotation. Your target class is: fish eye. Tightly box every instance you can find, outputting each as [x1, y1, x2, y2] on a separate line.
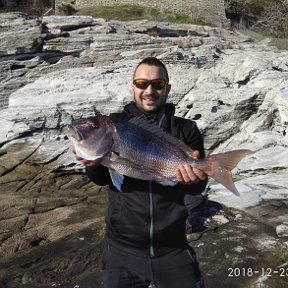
[92, 122, 99, 129]
[87, 119, 98, 128]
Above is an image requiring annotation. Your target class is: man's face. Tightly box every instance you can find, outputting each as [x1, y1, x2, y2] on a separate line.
[132, 64, 171, 113]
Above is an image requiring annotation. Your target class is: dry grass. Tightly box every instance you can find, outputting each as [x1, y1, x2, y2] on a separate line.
[74, 4, 199, 25]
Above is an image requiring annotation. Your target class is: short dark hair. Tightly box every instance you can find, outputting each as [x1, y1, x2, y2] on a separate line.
[133, 57, 169, 82]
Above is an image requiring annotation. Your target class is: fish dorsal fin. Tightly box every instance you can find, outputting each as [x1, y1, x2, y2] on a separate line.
[128, 117, 194, 156]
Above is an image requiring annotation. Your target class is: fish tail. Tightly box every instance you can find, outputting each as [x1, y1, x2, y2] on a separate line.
[204, 149, 252, 196]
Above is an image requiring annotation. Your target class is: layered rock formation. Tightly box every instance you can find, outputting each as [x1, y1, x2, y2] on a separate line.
[0, 12, 288, 288]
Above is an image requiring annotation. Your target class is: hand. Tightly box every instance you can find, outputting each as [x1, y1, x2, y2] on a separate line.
[175, 150, 207, 185]
[70, 145, 102, 167]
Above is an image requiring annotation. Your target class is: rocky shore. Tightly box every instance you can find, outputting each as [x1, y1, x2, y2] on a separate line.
[0, 12, 288, 288]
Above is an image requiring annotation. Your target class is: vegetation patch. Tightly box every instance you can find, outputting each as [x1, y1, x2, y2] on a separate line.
[75, 4, 199, 25]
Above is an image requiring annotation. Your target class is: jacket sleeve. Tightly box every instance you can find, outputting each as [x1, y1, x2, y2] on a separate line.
[176, 118, 208, 195]
[85, 165, 111, 186]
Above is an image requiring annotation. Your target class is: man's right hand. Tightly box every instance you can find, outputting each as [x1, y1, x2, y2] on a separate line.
[70, 146, 102, 168]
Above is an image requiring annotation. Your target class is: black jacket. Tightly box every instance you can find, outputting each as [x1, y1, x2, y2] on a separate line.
[86, 102, 207, 257]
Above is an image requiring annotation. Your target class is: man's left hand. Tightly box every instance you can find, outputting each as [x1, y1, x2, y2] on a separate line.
[175, 150, 207, 185]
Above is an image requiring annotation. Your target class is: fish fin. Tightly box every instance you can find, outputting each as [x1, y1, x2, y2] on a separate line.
[127, 117, 194, 155]
[108, 169, 124, 192]
[158, 179, 178, 186]
[109, 152, 154, 181]
[206, 149, 253, 196]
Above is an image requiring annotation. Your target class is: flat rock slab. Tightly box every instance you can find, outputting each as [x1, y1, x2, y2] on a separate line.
[1, 207, 287, 288]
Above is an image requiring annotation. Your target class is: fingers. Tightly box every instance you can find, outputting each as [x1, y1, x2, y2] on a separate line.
[176, 164, 207, 185]
[81, 159, 101, 167]
[192, 150, 200, 159]
[70, 146, 86, 164]
[70, 145, 76, 154]
[175, 149, 206, 185]
[176, 164, 198, 184]
[193, 167, 207, 180]
[70, 145, 101, 167]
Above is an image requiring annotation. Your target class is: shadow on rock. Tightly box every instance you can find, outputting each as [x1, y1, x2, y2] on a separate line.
[0, 221, 105, 288]
[187, 199, 235, 241]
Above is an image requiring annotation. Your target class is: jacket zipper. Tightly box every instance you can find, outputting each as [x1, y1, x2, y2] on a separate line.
[149, 181, 154, 257]
[148, 114, 165, 258]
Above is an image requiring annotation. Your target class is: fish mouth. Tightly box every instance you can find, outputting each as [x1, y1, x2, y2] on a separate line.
[63, 125, 83, 141]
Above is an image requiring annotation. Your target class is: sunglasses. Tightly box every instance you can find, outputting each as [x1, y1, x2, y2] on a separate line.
[133, 79, 168, 90]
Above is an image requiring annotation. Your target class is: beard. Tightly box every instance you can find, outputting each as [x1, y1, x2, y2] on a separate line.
[134, 93, 167, 114]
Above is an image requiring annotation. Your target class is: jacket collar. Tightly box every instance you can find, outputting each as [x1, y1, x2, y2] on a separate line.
[122, 102, 175, 131]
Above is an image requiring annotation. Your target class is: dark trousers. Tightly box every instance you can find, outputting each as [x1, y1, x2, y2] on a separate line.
[102, 243, 205, 288]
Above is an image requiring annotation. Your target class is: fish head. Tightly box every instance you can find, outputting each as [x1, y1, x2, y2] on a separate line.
[64, 116, 116, 160]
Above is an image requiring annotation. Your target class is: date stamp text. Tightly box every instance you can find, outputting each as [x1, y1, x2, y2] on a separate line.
[228, 267, 288, 277]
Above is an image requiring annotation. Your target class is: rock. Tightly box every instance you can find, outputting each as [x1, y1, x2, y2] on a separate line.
[42, 15, 96, 31]
[0, 12, 288, 288]
[0, 12, 43, 56]
[276, 224, 288, 238]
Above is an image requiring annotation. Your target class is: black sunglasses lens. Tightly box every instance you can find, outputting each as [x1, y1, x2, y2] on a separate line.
[134, 79, 167, 90]
[151, 79, 166, 89]
[134, 79, 149, 89]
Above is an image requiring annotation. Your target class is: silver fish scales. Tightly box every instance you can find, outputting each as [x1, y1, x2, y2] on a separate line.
[64, 115, 252, 195]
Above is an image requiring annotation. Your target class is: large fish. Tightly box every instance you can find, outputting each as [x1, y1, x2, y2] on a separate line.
[64, 115, 252, 196]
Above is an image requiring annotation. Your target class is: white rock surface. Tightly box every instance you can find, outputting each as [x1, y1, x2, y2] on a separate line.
[276, 224, 288, 238]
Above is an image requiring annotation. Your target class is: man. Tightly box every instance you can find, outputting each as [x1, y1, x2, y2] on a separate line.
[73, 57, 208, 288]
